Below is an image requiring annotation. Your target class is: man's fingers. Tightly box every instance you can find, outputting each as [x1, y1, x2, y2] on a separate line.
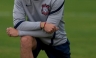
[6, 31, 11, 37]
[6, 27, 14, 32]
[6, 28, 9, 31]
[47, 27, 58, 33]
[6, 27, 11, 36]
[6, 28, 11, 31]
[9, 27, 13, 28]
[6, 28, 9, 33]
[52, 27, 58, 31]
[55, 27, 59, 30]
[7, 27, 13, 30]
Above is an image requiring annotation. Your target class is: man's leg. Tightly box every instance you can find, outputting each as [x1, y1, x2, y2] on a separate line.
[20, 36, 37, 58]
[44, 40, 71, 58]
[32, 38, 42, 58]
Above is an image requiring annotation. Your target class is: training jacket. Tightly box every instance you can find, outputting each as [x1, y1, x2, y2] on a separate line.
[13, 0, 67, 46]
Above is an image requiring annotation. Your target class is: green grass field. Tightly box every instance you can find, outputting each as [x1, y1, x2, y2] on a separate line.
[0, 0, 96, 58]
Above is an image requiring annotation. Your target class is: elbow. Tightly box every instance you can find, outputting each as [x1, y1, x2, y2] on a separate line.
[14, 21, 24, 29]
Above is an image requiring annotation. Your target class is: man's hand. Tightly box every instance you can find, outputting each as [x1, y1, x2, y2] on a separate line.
[44, 23, 58, 33]
[6, 27, 19, 37]
[40, 22, 58, 33]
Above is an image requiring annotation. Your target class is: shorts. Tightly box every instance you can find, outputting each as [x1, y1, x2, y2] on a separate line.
[32, 38, 71, 58]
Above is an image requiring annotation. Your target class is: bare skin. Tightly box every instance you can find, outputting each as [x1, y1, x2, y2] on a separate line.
[20, 36, 37, 58]
[6, 22, 58, 58]
[40, 22, 58, 33]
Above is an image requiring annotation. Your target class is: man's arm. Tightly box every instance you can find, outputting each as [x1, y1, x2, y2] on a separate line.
[6, 27, 53, 37]
[41, 0, 65, 35]
[18, 30, 53, 37]
[13, 0, 41, 30]
[46, 0, 65, 26]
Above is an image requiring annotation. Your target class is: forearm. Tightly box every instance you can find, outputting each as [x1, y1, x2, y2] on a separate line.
[14, 21, 41, 31]
[18, 30, 53, 37]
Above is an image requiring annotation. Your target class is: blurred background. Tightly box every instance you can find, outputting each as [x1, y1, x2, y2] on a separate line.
[0, 0, 96, 58]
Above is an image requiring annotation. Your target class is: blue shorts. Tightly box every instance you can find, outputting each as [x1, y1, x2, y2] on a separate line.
[32, 38, 71, 58]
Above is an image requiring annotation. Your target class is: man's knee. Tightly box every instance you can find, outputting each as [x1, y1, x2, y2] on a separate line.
[20, 36, 34, 49]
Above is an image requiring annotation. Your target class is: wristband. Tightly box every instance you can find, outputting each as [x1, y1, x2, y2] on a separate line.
[43, 22, 46, 28]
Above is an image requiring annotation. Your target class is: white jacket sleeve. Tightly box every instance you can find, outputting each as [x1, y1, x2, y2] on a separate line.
[47, 0, 65, 26]
[18, 30, 53, 37]
[13, 0, 41, 30]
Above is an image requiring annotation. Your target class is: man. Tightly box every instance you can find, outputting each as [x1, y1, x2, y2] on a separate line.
[6, 0, 70, 58]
